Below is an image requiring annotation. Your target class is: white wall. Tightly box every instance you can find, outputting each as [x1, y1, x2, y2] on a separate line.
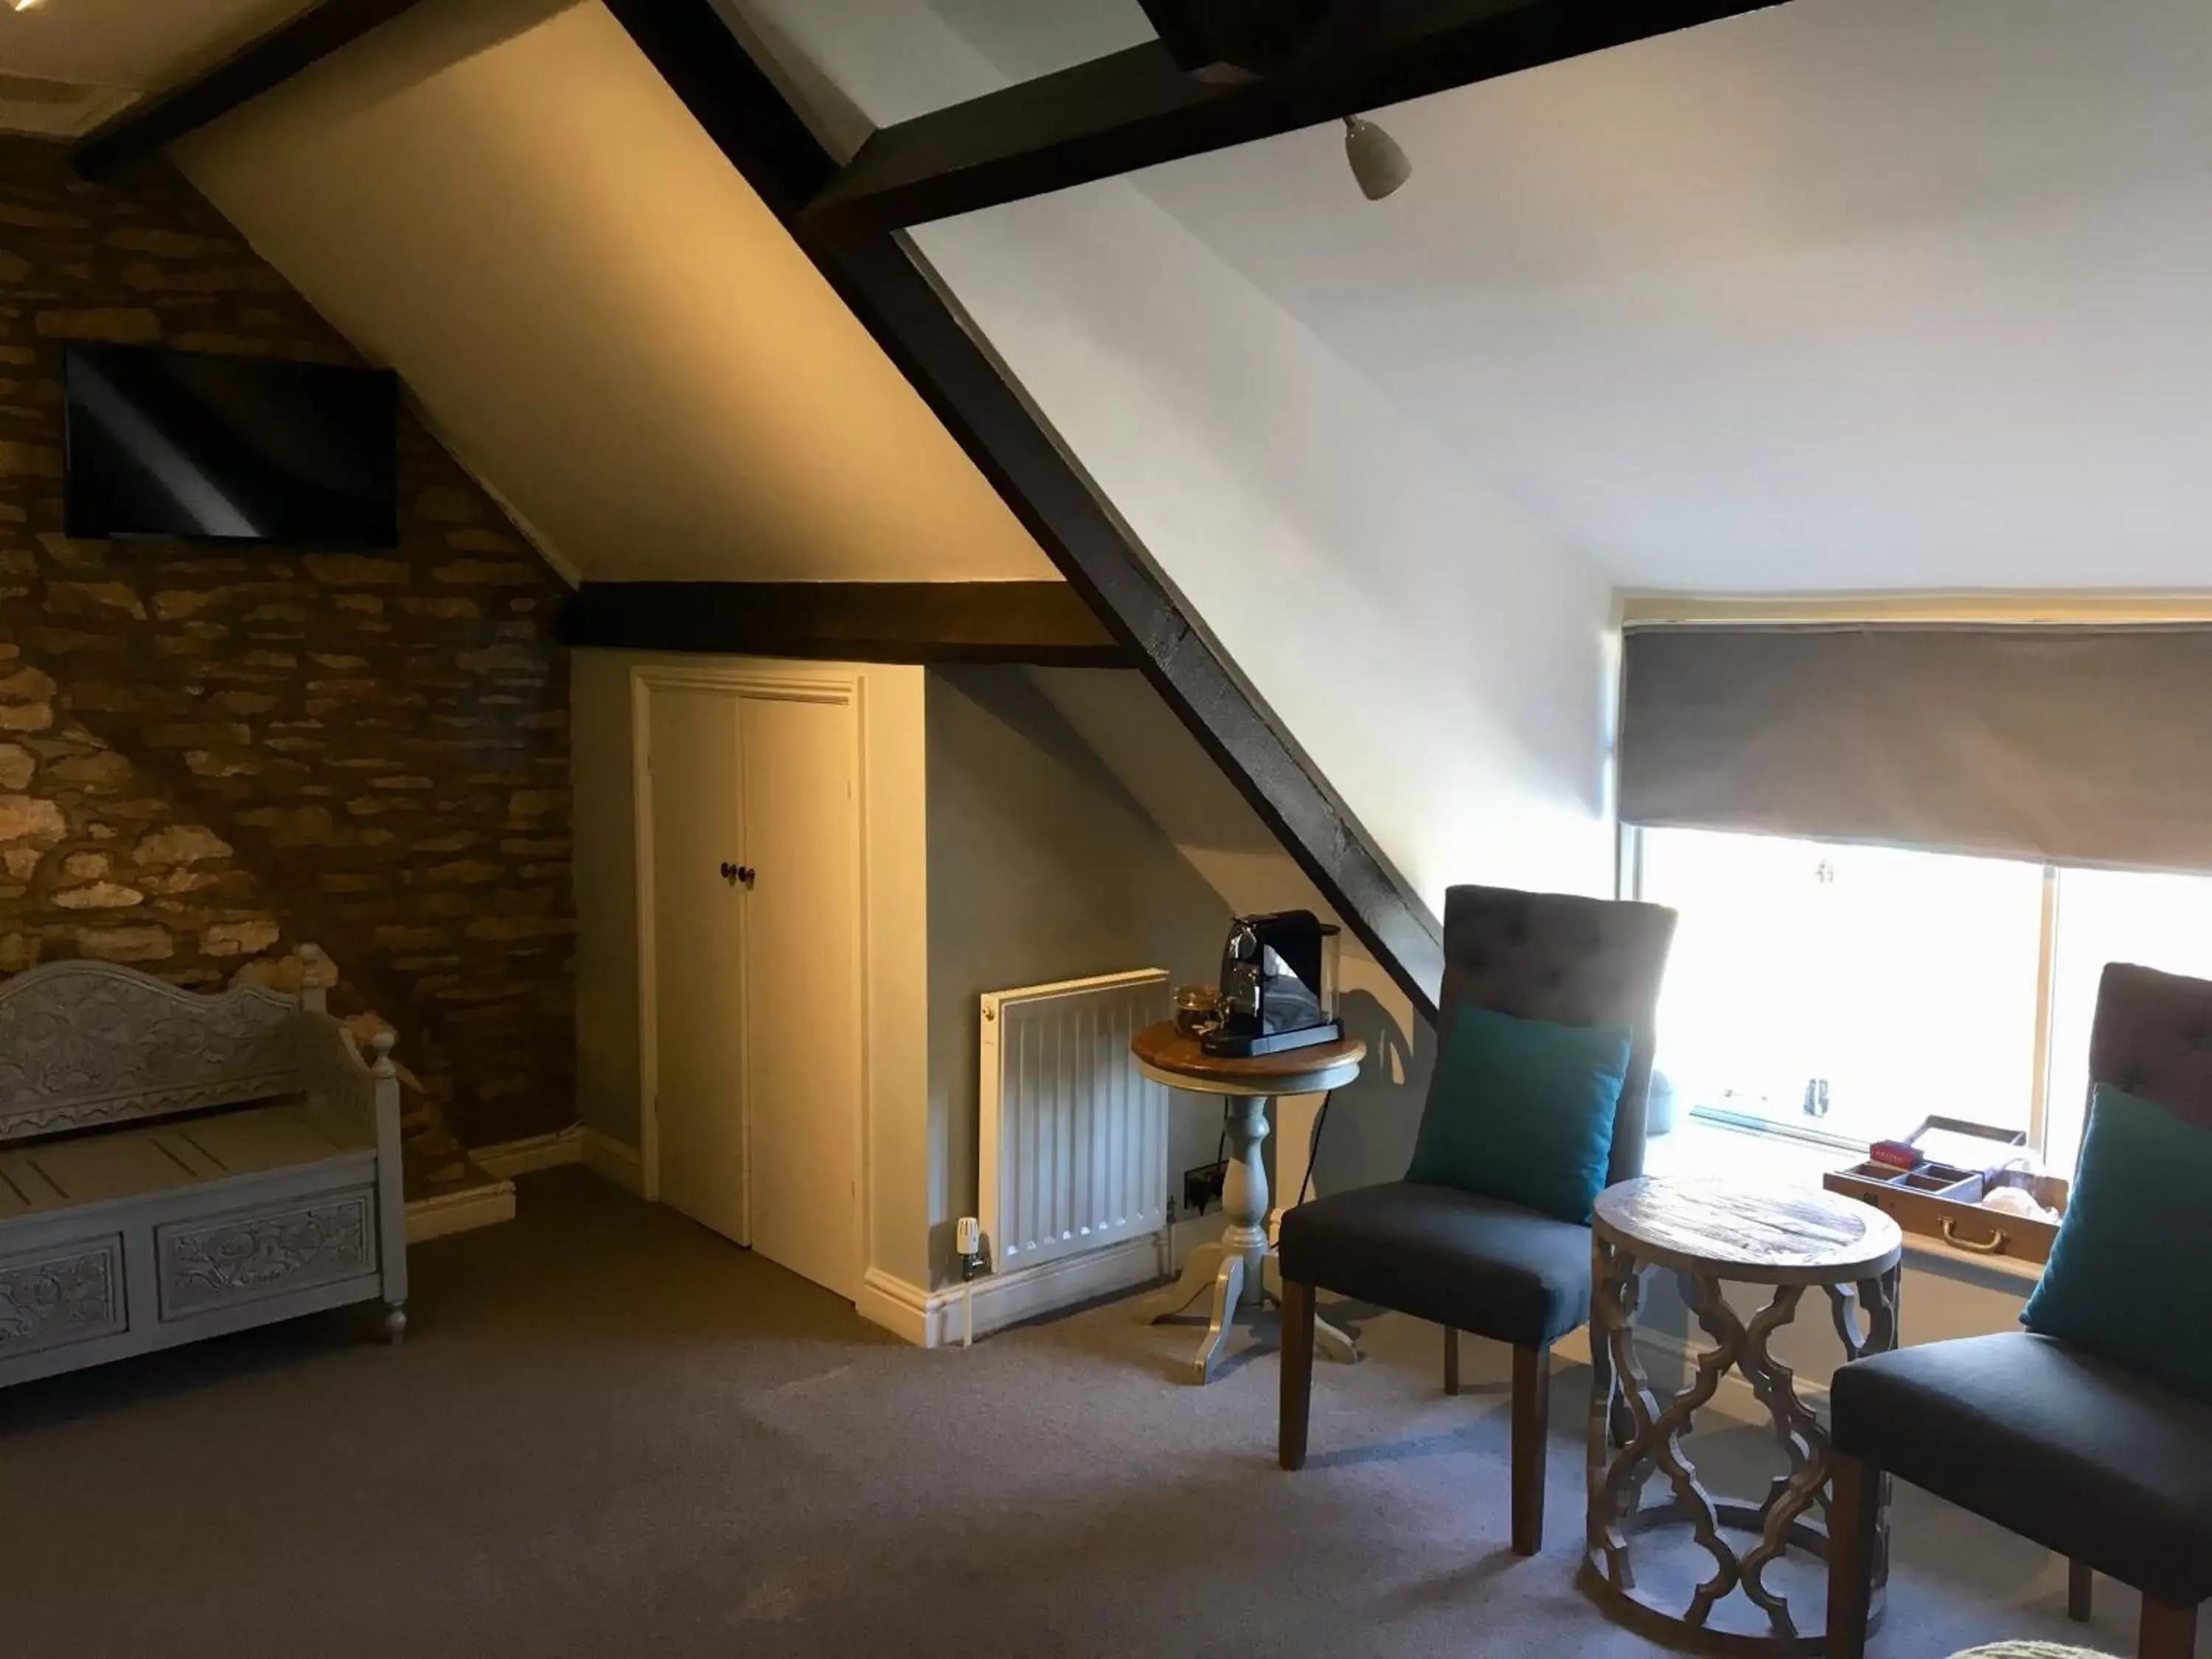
[919, 192, 1618, 916]
[730, 0, 1618, 920]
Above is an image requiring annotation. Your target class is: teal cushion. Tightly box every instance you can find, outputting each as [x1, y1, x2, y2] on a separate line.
[1404, 1001, 1632, 1225]
[2023, 1084, 2212, 1405]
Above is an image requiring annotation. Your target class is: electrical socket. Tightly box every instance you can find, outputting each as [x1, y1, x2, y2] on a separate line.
[1183, 1159, 1228, 1215]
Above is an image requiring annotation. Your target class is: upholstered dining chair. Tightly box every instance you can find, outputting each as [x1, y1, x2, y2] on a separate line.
[1275, 883, 1678, 1556]
[1829, 963, 2212, 1659]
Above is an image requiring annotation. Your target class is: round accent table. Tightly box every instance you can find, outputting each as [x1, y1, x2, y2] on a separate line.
[1583, 1174, 1905, 1657]
[1130, 1021, 1366, 1385]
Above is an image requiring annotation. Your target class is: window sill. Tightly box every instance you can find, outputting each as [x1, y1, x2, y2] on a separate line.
[1642, 1114, 1846, 1186]
[1641, 1116, 2042, 1293]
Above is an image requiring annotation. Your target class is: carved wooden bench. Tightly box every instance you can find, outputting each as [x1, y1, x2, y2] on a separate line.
[0, 947, 407, 1391]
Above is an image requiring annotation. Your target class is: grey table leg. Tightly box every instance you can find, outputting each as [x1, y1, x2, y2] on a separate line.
[1143, 1239, 1226, 1321]
[1147, 1092, 1287, 1384]
[1217, 1095, 1272, 1312]
[1185, 1252, 1247, 1385]
[1145, 1093, 1361, 1381]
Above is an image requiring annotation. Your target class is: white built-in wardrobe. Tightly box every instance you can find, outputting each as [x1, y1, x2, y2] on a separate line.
[631, 664, 871, 1301]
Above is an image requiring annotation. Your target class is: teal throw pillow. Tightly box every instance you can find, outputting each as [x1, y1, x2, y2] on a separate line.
[2023, 1083, 2212, 1404]
[1405, 1001, 1632, 1225]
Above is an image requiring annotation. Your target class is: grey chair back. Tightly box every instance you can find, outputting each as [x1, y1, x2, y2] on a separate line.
[2087, 961, 2212, 1134]
[1428, 884, 1679, 1186]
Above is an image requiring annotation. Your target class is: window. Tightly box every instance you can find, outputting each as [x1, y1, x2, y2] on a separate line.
[1639, 830, 2046, 1147]
[1633, 827, 2212, 1167]
[2045, 869, 2212, 1161]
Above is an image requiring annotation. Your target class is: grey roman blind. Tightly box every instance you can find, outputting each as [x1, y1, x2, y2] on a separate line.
[1619, 625, 2212, 871]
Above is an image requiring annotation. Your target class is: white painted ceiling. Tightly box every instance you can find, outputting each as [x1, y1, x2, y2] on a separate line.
[0, 0, 310, 136]
[754, 0, 2212, 595]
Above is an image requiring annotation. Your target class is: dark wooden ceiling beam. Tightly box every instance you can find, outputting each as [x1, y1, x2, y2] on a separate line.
[560, 582, 1130, 668]
[602, 0, 1447, 1018]
[73, 0, 428, 180]
[802, 0, 1787, 241]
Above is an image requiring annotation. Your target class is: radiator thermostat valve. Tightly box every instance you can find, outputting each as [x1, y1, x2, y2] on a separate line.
[956, 1217, 989, 1281]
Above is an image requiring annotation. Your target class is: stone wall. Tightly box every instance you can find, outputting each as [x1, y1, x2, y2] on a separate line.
[0, 135, 573, 1186]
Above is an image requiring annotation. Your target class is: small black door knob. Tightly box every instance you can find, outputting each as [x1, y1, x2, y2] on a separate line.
[720, 863, 756, 888]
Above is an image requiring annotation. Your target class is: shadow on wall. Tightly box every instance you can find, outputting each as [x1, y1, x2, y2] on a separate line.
[1308, 987, 1437, 1197]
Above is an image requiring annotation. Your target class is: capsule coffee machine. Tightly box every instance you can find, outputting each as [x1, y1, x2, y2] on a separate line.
[1200, 909, 1342, 1058]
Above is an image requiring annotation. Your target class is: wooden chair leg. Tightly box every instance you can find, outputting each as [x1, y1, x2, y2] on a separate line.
[2138, 1596, 2197, 1659]
[1444, 1325, 1460, 1395]
[1510, 1343, 1549, 1556]
[1826, 1452, 1880, 1659]
[2068, 1559, 2093, 1622]
[1279, 1276, 1315, 1472]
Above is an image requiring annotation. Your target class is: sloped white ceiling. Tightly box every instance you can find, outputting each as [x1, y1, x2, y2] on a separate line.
[173, 0, 1055, 584]
[1133, 0, 2212, 594]
[748, 0, 2212, 597]
[733, 0, 1621, 911]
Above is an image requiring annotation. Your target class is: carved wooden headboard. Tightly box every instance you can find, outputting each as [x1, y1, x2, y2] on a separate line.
[0, 958, 313, 1144]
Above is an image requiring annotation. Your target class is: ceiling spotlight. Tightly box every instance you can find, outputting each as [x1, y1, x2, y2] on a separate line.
[1343, 114, 1411, 202]
[9, 0, 45, 13]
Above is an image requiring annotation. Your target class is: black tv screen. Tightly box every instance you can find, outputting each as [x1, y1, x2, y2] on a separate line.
[63, 344, 398, 547]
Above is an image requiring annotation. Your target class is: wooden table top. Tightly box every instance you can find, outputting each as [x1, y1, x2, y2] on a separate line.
[1594, 1173, 1904, 1286]
[1130, 1020, 1366, 1097]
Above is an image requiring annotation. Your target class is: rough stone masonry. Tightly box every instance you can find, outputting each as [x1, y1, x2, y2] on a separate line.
[0, 135, 574, 1192]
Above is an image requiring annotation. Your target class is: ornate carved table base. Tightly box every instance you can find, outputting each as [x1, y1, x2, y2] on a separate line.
[1141, 1094, 1360, 1384]
[1583, 1175, 1905, 1658]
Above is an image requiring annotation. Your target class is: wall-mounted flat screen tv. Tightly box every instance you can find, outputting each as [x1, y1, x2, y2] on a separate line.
[63, 344, 399, 547]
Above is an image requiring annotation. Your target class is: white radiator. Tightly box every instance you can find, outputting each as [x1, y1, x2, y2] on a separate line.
[978, 969, 1172, 1275]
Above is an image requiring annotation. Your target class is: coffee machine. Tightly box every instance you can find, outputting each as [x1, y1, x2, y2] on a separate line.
[1200, 910, 1342, 1058]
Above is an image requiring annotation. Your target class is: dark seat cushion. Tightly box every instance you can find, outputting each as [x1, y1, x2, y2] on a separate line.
[1277, 1180, 1593, 1349]
[1832, 1332, 2212, 1607]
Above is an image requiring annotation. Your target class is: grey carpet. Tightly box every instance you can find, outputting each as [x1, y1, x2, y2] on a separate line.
[0, 1169, 2170, 1658]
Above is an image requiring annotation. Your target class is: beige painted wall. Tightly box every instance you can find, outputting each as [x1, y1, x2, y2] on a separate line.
[173, 0, 1054, 586]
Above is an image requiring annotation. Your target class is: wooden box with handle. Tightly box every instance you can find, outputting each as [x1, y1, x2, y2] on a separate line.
[1823, 1116, 2069, 1266]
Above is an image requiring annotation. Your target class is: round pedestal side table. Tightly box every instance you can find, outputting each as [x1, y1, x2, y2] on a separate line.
[1130, 1020, 1365, 1385]
[1583, 1174, 1905, 1657]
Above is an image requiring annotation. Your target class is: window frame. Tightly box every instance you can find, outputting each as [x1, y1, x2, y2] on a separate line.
[1620, 825, 2067, 1162]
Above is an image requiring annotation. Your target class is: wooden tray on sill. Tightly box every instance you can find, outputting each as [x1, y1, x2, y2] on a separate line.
[1823, 1160, 2070, 1267]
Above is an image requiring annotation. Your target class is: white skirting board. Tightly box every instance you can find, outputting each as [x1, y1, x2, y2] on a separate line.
[578, 1127, 644, 1192]
[403, 1179, 515, 1245]
[478, 1123, 1186, 1342]
[858, 1213, 1228, 1349]
[454, 1122, 1209, 1347]
[470, 1123, 644, 1192]
[470, 1127, 587, 1179]
[407, 1124, 643, 1244]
